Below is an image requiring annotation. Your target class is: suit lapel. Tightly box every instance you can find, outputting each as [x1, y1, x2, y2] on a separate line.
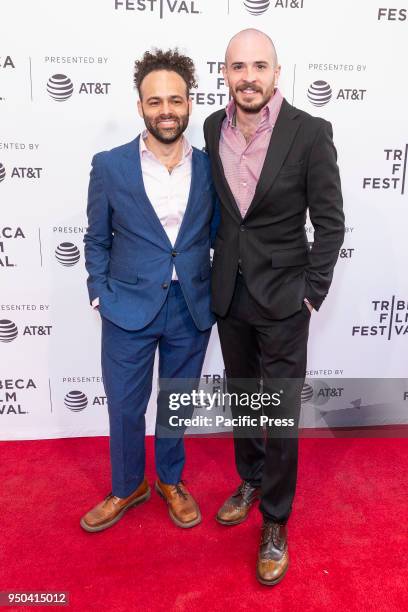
[208, 99, 301, 221]
[121, 136, 200, 251]
[174, 149, 198, 249]
[121, 136, 173, 248]
[210, 112, 243, 223]
[245, 100, 301, 218]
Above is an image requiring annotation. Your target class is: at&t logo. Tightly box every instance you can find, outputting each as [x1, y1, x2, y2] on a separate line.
[301, 383, 313, 404]
[244, 0, 270, 14]
[307, 80, 366, 106]
[0, 163, 42, 181]
[63, 390, 107, 411]
[46, 74, 111, 101]
[0, 320, 18, 343]
[55, 242, 81, 266]
[0, 319, 52, 341]
[243, 0, 304, 15]
[64, 390, 88, 412]
[307, 81, 332, 106]
[47, 74, 74, 101]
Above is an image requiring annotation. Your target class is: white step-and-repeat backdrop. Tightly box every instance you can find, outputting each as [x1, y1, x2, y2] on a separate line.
[1, 0, 407, 440]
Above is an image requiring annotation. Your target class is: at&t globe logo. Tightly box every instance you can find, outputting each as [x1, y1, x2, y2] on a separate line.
[307, 81, 332, 107]
[0, 163, 5, 182]
[0, 319, 18, 343]
[47, 74, 74, 101]
[301, 382, 314, 404]
[64, 390, 88, 412]
[55, 242, 80, 266]
[244, 0, 270, 15]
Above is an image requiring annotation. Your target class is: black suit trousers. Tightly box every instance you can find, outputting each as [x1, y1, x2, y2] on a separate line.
[217, 273, 310, 523]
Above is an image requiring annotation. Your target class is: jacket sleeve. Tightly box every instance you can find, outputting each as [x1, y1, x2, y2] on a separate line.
[305, 120, 345, 310]
[203, 117, 210, 155]
[83, 153, 112, 303]
[210, 188, 221, 248]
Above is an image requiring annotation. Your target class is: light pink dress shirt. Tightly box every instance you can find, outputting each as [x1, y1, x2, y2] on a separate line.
[219, 88, 283, 218]
[92, 131, 192, 307]
[140, 131, 192, 280]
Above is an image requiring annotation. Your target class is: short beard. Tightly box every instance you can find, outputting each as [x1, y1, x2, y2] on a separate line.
[232, 84, 276, 114]
[142, 113, 189, 144]
[234, 98, 271, 114]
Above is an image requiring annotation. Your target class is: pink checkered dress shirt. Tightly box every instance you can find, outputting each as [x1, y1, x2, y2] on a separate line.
[219, 88, 283, 218]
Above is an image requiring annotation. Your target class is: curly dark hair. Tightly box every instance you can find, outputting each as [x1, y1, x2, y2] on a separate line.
[134, 48, 197, 98]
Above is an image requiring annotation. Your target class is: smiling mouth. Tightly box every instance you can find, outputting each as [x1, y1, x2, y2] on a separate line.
[157, 119, 178, 127]
[240, 88, 259, 95]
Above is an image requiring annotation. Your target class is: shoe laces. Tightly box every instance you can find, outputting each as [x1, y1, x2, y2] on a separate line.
[104, 492, 121, 505]
[262, 521, 283, 548]
[173, 481, 188, 500]
[234, 480, 253, 499]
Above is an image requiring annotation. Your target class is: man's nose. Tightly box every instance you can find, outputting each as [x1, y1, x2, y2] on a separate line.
[160, 100, 171, 115]
[244, 66, 257, 83]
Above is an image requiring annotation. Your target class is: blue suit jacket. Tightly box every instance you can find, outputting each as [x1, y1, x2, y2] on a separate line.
[84, 136, 220, 331]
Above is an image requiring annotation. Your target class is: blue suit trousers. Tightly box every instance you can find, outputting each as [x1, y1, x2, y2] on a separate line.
[101, 281, 211, 498]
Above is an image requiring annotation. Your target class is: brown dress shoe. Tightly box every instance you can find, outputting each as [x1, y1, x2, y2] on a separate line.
[80, 478, 150, 533]
[256, 520, 289, 586]
[155, 480, 201, 528]
[216, 481, 260, 526]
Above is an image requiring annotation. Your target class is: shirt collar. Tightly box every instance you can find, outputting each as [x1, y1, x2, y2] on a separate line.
[225, 87, 283, 129]
[140, 129, 192, 160]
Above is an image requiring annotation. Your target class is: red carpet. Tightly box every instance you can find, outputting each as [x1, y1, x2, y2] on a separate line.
[1, 436, 407, 611]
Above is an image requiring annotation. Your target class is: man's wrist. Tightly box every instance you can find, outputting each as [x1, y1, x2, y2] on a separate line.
[304, 298, 314, 313]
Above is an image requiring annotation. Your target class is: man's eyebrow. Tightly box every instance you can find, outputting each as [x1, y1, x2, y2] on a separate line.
[230, 60, 270, 65]
[145, 94, 184, 101]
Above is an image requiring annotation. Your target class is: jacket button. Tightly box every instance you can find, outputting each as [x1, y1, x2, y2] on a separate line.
[162, 283, 168, 289]
[240, 225, 245, 232]
[171, 250, 177, 257]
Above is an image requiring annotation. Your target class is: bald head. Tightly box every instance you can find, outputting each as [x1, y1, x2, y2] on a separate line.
[225, 29, 278, 68]
[222, 28, 281, 115]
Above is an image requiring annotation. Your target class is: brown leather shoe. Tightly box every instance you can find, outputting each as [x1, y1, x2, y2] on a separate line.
[80, 478, 150, 533]
[216, 481, 260, 525]
[155, 480, 201, 528]
[256, 520, 289, 586]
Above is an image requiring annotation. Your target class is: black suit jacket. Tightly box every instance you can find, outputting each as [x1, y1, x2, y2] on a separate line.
[203, 98, 345, 319]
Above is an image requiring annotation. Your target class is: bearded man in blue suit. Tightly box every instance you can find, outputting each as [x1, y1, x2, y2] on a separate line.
[81, 49, 219, 532]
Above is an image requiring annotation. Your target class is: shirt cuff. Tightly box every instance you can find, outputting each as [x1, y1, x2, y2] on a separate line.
[92, 297, 100, 309]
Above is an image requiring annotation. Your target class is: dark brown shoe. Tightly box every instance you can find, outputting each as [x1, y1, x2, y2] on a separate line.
[80, 478, 150, 533]
[216, 481, 260, 526]
[256, 520, 289, 586]
[155, 480, 201, 528]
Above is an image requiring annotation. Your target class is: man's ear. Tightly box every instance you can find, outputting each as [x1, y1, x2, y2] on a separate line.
[222, 64, 229, 88]
[274, 64, 281, 86]
[137, 99, 143, 119]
